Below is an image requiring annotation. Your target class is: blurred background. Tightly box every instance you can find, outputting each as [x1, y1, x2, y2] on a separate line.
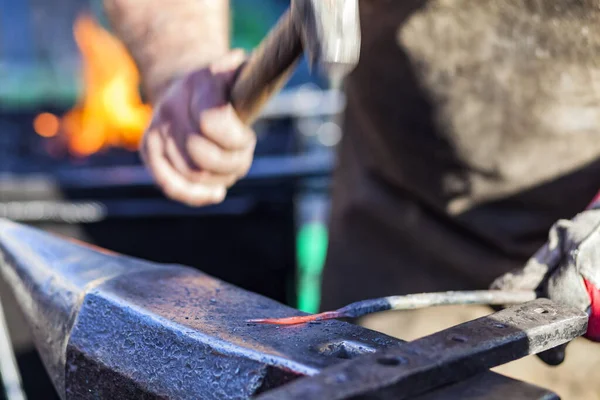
[0, 1, 342, 398]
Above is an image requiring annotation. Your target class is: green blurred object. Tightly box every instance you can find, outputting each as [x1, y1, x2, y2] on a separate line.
[232, 7, 269, 50]
[296, 222, 328, 313]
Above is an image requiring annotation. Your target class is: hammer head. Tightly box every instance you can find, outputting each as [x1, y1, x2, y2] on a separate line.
[293, 0, 361, 82]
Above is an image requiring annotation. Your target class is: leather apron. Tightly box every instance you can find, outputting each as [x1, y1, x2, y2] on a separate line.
[321, 0, 600, 310]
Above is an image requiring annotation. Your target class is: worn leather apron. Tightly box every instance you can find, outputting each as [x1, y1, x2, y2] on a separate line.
[321, 0, 600, 310]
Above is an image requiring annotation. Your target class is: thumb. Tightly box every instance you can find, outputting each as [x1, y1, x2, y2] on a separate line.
[210, 49, 248, 82]
[536, 343, 567, 366]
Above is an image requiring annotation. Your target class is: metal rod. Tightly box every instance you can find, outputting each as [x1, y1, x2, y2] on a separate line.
[384, 289, 538, 310]
[248, 290, 538, 325]
[0, 297, 26, 400]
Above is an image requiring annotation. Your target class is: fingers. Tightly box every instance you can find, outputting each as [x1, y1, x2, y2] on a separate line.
[184, 133, 253, 176]
[199, 105, 256, 151]
[143, 115, 252, 206]
[164, 135, 238, 187]
[210, 49, 246, 75]
[143, 127, 227, 207]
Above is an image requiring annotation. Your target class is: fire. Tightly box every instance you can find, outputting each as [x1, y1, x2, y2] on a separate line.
[34, 15, 152, 157]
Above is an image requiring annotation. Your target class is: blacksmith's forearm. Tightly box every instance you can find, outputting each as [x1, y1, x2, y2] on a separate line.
[103, 0, 230, 102]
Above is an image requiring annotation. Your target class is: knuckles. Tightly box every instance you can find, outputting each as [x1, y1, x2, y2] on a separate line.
[140, 58, 254, 208]
[185, 135, 219, 170]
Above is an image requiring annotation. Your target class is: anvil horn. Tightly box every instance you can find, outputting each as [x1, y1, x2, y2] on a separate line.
[0, 218, 163, 397]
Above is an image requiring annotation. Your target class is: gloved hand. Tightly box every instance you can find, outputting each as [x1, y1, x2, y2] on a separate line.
[490, 201, 600, 365]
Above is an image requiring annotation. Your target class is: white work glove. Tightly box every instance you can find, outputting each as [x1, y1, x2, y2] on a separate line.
[491, 202, 600, 365]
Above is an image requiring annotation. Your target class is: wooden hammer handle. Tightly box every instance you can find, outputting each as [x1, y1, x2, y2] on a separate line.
[230, 10, 303, 124]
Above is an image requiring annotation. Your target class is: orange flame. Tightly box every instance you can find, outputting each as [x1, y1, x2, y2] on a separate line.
[34, 15, 152, 157]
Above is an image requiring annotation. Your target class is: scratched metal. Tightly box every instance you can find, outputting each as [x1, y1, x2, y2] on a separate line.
[0, 219, 565, 400]
[256, 298, 587, 400]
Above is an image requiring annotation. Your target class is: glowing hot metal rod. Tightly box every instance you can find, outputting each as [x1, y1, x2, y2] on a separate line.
[248, 290, 538, 325]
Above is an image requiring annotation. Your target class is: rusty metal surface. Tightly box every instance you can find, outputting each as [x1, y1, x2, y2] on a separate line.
[256, 299, 586, 400]
[0, 219, 567, 399]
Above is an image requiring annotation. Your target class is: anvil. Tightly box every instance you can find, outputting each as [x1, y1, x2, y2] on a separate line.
[0, 220, 586, 399]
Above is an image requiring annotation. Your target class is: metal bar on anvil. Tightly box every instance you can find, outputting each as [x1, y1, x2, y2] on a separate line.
[0, 219, 566, 400]
[256, 298, 587, 400]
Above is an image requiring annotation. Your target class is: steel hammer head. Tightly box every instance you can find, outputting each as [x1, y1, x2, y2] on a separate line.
[293, 0, 361, 81]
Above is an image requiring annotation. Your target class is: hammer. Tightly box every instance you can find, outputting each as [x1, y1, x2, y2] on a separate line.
[230, 0, 361, 124]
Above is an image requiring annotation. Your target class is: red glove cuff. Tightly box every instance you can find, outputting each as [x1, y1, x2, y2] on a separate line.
[584, 279, 600, 341]
[588, 191, 600, 209]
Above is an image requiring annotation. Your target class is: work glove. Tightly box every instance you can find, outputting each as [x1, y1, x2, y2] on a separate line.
[490, 199, 600, 366]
